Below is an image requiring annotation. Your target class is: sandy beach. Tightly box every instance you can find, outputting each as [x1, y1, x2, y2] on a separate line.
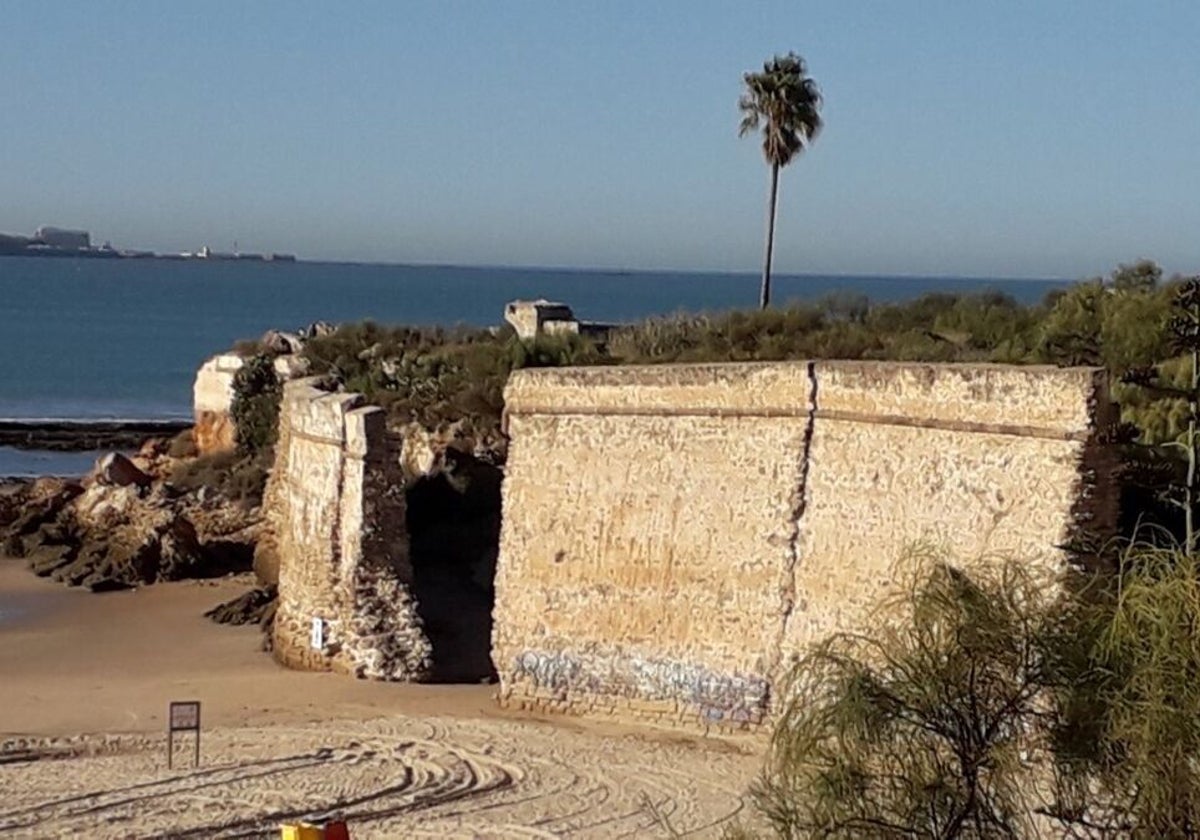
[0, 561, 762, 838]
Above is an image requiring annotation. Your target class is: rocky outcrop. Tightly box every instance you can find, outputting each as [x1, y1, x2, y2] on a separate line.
[205, 584, 278, 639]
[2, 450, 262, 592]
[2, 478, 83, 541]
[260, 329, 305, 356]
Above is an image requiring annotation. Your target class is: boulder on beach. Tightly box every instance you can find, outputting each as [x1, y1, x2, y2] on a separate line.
[93, 452, 152, 488]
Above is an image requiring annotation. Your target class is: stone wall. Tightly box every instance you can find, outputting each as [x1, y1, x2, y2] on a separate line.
[192, 354, 243, 455]
[493, 361, 1115, 731]
[269, 378, 431, 680]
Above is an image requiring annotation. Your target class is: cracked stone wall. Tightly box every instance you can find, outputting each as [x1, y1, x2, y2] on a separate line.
[270, 377, 431, 680]
[493, 361, 1115, 731]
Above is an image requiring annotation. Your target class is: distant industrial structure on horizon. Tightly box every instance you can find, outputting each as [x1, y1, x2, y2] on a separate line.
[34, 225, 90, 251]
[0, 225, 296, 262]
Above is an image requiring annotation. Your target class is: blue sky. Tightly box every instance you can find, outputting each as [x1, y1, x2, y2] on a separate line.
[2, 1, 1198, 278]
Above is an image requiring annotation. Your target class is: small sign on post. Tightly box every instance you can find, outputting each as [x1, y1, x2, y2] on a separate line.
[167, 700, 201, 769]
[311, 617, 324, 651]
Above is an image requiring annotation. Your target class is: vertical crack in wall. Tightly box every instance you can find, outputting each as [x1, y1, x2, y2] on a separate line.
[767, 360, 818, 699]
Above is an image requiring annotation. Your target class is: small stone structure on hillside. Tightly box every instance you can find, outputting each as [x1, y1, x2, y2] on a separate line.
[504, 300, 613, 341]
[267, 377, 431, 680]
[492, 361, 1116, 730]
[192, 354, 244, 455]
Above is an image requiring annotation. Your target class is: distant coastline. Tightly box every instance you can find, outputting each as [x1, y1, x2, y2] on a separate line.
[0, 225, 296, 263]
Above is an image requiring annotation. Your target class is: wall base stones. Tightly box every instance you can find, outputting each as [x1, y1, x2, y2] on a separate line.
[493, 361, 1116, 731]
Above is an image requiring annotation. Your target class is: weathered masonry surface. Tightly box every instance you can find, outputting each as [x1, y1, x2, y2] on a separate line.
[269, 378, 431, 680]
[492, 361, 1116, 730]
[192, 354, 243, 455]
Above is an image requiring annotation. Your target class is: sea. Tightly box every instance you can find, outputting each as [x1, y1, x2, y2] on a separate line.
[0, 256, 1068, 478]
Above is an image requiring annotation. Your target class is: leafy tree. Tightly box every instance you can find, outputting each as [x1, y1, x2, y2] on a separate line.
[1110, 259, 1162, 293]
[739, 52, 822, 310]
[1116, 278, 1200, 548]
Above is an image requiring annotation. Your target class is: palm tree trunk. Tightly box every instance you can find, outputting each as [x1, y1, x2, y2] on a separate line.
[760, 162, 780, 309]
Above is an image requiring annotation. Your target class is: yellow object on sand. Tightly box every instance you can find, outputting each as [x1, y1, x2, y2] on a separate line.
[280, 824, 324, 840]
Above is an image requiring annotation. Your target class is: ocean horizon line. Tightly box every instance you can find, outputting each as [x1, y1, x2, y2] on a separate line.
[297, 258, 1070, 284]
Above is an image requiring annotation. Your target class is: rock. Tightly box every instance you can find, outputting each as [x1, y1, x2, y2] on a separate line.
[157, 517, 206, 580]
[0, 481, 31, 530]
[94, 453, 152, 488]
[2, 533, 24, 558]
[3, 480, 81, 537]
[272, 354, 310, 381]
[301, 321, 335, 339]
[72, 484, 141, 532]
[138, 438, 171, 459]
[167, 428, 199, 459]
[204, 585, 277, 626]
[260, 329, 305, 355]
[28, 543, 79, 577]
[3, 436, 261, 593]
[45, 515, 205, 590]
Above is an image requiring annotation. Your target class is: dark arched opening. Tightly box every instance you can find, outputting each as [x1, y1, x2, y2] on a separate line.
[406, 448, 501, 683]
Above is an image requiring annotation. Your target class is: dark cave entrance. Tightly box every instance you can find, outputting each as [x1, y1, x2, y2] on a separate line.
[405, 448, 501, 683]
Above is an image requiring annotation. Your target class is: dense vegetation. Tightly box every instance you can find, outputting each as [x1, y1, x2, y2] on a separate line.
[298, 322, 602, 445]
[737, 545, 1200, 839]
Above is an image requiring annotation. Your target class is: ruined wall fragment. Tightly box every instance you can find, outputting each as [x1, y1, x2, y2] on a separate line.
[270, 378, 431, 680]
[192, 354, 243, 455]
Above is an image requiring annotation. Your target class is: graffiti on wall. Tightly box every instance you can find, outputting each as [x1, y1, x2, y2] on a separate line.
[512, 649, 770, 723]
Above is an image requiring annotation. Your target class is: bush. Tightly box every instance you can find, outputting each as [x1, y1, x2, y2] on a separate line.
[744, 542, 1200, 839]
[1047, 544, 1200, 838]
[169, 450, 271, 507]
[298, 323, 604, 442]
[753, 551, 1056, 839]
[230, 354, 281, 456]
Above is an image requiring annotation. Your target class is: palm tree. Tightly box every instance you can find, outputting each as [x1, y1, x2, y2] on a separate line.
[739, 52, 822, 309]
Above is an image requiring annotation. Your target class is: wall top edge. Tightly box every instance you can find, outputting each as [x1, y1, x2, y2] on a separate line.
[508, 360, 1105, 381]
[505, 362, 1108, 435]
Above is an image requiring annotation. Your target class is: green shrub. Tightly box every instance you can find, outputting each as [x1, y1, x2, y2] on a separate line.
[753, 550, 1056, 839]
[1047, 544, 1200, 838]
[169, 449, 271, 507]
[741, 541, 1200, 839]
[230, 354, 281, 456]
[298, 323, 604, 441]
